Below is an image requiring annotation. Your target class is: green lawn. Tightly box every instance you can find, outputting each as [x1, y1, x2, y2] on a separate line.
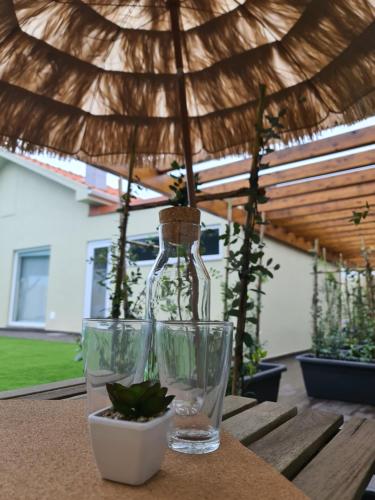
[0, 337, 83, 391]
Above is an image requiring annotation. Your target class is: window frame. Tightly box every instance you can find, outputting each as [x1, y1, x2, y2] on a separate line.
[127, 233, 160, 267]
[127, 224, 223, 267]
[84, 239, 112, 319]
[199, 224, 222, 262]
[8, 246, 51, 328]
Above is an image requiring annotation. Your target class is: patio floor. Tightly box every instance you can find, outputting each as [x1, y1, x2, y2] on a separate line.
[274, 354, 375, 421]
[0, 328, 77, 343]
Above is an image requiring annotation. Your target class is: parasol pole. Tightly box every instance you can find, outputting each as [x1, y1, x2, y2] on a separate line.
[167, 0, 196, 208]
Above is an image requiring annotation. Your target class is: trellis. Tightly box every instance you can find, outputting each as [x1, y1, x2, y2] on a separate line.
[105, 125, 375, 266]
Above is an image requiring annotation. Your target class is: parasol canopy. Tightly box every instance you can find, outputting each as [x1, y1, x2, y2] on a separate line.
[0, 0, 375, 186]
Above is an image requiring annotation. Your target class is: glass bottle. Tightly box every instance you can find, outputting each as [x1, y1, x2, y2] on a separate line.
[145, 207, 210, 322]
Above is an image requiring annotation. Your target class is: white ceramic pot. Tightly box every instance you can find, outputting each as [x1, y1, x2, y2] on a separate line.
[88, 407, 173, 486]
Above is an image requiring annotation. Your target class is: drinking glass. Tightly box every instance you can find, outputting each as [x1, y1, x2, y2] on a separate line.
[155, 321, 232, 454]
[83, 319, 152, 415]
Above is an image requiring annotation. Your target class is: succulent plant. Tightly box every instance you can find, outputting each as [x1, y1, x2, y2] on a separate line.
[106, 380, 174, 421]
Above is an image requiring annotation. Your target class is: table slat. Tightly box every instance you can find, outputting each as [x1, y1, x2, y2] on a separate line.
[222, 396, 257, 420]
[293, 417, 375, 500]
[21, 384, 87, 400]
[0, 378, 86, 400]
[222, 401, 297, 446]
[250, 410, 343, 479]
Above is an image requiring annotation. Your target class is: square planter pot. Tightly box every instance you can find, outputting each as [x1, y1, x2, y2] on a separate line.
[89, 407, 173, 485]
[297, 353, 375, 405]
[242, 362, 287, 402]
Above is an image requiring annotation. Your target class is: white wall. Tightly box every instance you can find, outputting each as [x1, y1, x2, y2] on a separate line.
[260, 241, 314, 357]
[0, 161, 316, 357]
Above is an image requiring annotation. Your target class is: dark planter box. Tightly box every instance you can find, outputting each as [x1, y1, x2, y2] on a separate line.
[242, 362, 286, 402]
[297, 353, 375, 405]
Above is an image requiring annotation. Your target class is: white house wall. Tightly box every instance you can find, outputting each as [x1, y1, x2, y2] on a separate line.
[0, 161, 315, 357]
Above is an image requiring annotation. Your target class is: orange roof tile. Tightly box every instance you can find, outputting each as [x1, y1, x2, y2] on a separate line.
[18, 154, 118, 197]
[17, 154, 166, 209]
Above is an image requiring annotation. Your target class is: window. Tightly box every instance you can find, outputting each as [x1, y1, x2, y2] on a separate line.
[84, 240, 111, 319]
[200, 227, 220, 259]
[128, 225, 221, 265]
[84, 227, 221, 312]
[10, 247, 50, 327]
[128, 235, 159, 265]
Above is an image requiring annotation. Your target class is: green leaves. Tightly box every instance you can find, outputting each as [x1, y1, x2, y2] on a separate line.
[168, 161, 201, 207]
[349, 201, 370, 225]
[243, 332, 254, 348]
[219, 94, 285, 392]
[106, 381, 174, 420]
[312, 256, 375, 362]
[251, 233, 261, 244]
[233, 222, 241, 235]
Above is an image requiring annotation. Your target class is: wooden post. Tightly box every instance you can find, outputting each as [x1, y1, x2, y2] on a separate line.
[122, 142, 137, 318]
[167, 0, 196, 208]
[322, 247, 327, 263]
[312, 239, 320, 346]
[344, 260, 353, 329]
[255, 212, 266, 344]
[111, 128, 137, 319]
[223, 201, 233, 321]
[361, 240, 375, 318]
[337, 253, 343, 331]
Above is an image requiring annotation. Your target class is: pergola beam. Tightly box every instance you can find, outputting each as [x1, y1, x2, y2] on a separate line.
[111, 166, 320, 259]
[295, 234, 375, 246]
[268, 196, 375, 220]
[258, 125, 375, 168]
[319, 236, 375, 248]
[200, 165, 375, 201]
[318, 228, 375, 239]
[197, 201, 321, 257]
[263, 182, 375, 213]
[276, 210, 375, 226]
[344, 252, 375, 260]
[199, 148, 375, 188]
[284, 217, 375, 232]
[162, 125, 375, 180]
[267, 168, 375, 200]
[98, 126, 375, 265]
[312, 235, 375, 246]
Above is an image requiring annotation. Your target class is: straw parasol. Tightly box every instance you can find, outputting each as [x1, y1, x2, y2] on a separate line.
[0, 0, 374, 205]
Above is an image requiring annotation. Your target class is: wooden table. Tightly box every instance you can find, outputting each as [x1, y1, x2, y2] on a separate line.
[1, 383, 375, 500]
[222, 396, 375, 500]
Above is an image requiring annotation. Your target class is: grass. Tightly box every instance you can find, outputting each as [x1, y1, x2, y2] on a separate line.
[0, 336, 83, 391]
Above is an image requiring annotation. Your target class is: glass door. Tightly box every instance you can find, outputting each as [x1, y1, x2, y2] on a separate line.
[84, 241, 111, 319]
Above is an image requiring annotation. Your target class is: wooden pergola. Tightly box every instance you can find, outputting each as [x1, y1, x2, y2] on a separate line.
[107, 125, 375, 267]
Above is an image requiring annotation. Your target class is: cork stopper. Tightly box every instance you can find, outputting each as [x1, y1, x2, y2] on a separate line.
[159, 206, 201, 224]
[159, 207, 200, 244]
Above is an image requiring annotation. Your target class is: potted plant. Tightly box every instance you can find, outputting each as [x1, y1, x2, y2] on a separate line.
[89, 380, 174, 485]
[226, 332, 286, 402]
[241, 337, 286, 402]
[297, 237, 375, 405]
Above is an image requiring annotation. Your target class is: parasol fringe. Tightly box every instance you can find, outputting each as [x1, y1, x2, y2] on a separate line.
[0, 0, 374, 171]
